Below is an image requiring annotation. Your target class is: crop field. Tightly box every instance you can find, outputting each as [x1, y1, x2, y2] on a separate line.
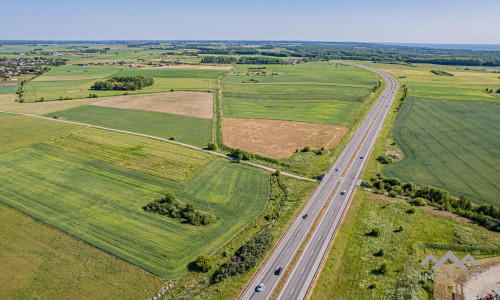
[45, 105, 212, 147]
[0, 145, 269, 278]
[383, 97, 500, 206]
[312, 189, 500, 300]
[0, 84, 18, 94]
[0, 115, 82, 154]
[222, 62, 378, 126]
[23, 65, 227, 102]
[90, 91, 214, 119]
[0, 92, 97, 115]
[223, 118, 349, 158]
[0, 203, 163, 299]
[46, 127, 214, 183]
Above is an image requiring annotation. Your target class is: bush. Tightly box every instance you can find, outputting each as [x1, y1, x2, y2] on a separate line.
[193, 255, 213, 272]
[388, 191, 398, 198]
[374, 249, 384, 257]
[411, 197, 427, 206]
[378, 262, 388, 275]
[230, 149, 254, 160]
[368, 228, 381, 237]
[207, 142, 218, 150]
[91, 76, 154, 91]
[376, 154, 393, 164]
[168, 136, 176, 141]
[301, 146, 311, 152]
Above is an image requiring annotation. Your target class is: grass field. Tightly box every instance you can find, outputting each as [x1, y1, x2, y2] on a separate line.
[383, 97, 500, 206]
[46, 127, 214, 183]
[0, 84, 18, 94]
[312, 189, 500, 300]
[0, 93, 98, 115]
[23, 65, 227, 102]
[0, 145, 269, 278]
[0, 203, 163, 299]
[222, 62, 378, 126]
[0, 114, 82, 154]
[45, 105, 212, 147]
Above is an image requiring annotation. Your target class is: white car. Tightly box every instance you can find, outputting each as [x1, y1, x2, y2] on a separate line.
[256, 283, 264, 292]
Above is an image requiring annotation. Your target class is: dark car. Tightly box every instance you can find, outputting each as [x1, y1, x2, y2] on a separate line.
[335, 167, 339, 171]
[303, 213, 308, 219]
[360, 156, 364, 159]
[340, 190, 346, 195]
[275, 267, 283, 275]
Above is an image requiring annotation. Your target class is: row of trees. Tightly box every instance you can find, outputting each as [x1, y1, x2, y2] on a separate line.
[236, 56, 284, 65]
[395, 84, 408, 111]
[230, 148, 255, 160]
[143, 192, 217, 226]
[200, 56, 237, 64]
[211, 230, 272, 283]
[431, 70, 454, 76]
[371, 173, 500, 231]
[91, 76, 154, 91]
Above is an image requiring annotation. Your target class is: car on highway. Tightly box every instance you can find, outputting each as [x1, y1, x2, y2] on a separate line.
[360, 156, 364, 159]
[275, 267, 283, 275]
[303, 213, 308, 219]
[335, 167, 339, 171]
[256, 283, 264, 292]
[340, 190, 346, 195]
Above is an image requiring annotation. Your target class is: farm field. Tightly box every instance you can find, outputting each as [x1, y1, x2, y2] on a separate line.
[357, 61, 500, 206]
[312, 189, 500, 300]
[0, 93, 98, 115]
[90, 91, 214, 119]
[0, 114, 82, 154]
[0, 203, 163, 299]
[223, 118, 349, 158]
[383, 96, 500, 206]
[23, 66, 227, 102]
[0, 145, 270, 278]
[222, 62, 379, 126]
[46, 127, 214, 183]
[0, 84, 18, 94]
[45, 105, 212, 147]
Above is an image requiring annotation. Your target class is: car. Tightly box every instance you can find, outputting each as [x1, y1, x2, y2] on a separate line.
[275, 267, 283, 275]
[303, 213, 308, 219]
[360, 156, 364, 159]
[340, 190, 346, 195]
[335, 167, 339, 171]
[256, 283, 264, 292]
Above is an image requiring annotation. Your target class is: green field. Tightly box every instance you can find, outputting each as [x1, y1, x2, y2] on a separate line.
[0, 145, 269, 278]
[383, 97, 500, 206]
[46, 127, 214, 183]
[0, 203, 163, 299]
[222, 62, 378, 125]
[45, 105, 212, 147]
[23, 65, 227, 102]
[0, 114, 82, 154]
[0, 84, 18, 94]
[312, 189, 500, 300]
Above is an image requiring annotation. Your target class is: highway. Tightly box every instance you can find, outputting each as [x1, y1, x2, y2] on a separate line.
[239, 62, 398, 300]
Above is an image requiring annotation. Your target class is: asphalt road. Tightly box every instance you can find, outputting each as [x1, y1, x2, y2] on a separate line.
[239, 62, 398, 300]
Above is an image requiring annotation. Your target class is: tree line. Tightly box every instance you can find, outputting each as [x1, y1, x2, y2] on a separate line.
[143, 192, 217, 226]
[211, 230, 272, 283]
[371, 173, 500, 232]
[91, 76, 154, 91]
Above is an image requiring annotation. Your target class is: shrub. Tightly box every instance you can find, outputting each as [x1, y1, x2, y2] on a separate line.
[193, 255, 213, 272]
[378, 262, 388, 275]
[374, 249, 384, 257]
[388, 191, 398, 198]
[301, 146, 311, 152]
[230, 149, 254, 160]
[207, 142, 218, 150]
[368, 228, 381, 237]
[168, 136, 176, 141]
[376, 154, 393, 164]
[411, 197, 427, 206]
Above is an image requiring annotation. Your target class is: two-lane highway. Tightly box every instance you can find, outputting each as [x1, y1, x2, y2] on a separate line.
[239, 62, 398, 300]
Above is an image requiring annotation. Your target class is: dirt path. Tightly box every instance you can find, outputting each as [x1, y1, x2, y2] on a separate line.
[0, 110, 316, 182]
[463, 262, 500, 299]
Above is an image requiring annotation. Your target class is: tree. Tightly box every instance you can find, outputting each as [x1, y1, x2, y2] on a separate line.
[411, 197, 427, 206]
[194, 255, 213, 272]
[237, 154, 243, 160]
[388, 191, 398, 198]
[368, 228, 381, 237]
[374, 249, 384, 257]
[378, 262, 388, 275]
[207, 142, 218, 150]
[458, 194, 472, 210]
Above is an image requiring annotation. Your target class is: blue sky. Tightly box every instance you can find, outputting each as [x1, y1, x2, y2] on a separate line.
[1, 0, 499, 44]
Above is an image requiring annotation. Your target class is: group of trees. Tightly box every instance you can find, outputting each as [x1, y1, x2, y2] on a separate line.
[431, 70, 454, 76]
[395, 84, 408, 111]
[143, 192, 217, 226]
[372, 80, 382, 92]
[371, 173, 500, 232]
[236, 56, 284, 65]
[230, 148, 255, 160]
[200, 56, 237, 64]
[91, 76, 154, 91]
[211, 230, 272, 283]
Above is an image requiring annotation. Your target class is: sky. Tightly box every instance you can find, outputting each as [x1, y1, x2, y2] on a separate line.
[1, 0, 499, 44]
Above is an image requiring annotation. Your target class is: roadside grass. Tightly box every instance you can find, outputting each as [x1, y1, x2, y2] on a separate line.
[0, 146, 269, 278]
[0, 115, 82, 154]
[45, 127, 214, 183]
[44, 105, 212, 147]
[311, 189, 500, 300]
[383, 97, 500, 206]
[0, 202, 163, 299]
